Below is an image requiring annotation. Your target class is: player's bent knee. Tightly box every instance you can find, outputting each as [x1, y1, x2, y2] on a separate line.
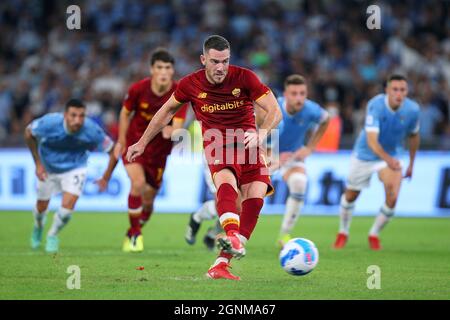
[287, 172, 307, 195]
[385, 182, 395, 192]
[37, 201, 49, 213]
[61, 194, 78, 210]
[131, 179, 147, 194]
[61, 201, 76, 210]
[243, 181, 268, 200]
[345, 189, 360, 202]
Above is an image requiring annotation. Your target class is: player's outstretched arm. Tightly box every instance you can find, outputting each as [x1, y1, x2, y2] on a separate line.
[162, 112, 185, 139]
[366, 132, 401, 171]
[24, 126, 47, 181]
[126, 94, 183, 162]
[404, 133, 420, 178]
[296, 115, 330, 160]
[254, 103, 267, 128]
[96, 146, 119, 192]
[246, 91, 282, 149]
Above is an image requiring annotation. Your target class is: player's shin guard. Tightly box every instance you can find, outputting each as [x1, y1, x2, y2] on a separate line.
[48, 207, 72, 236]
[369, 203, 394, 236]
[239, 198, 264, 240]
[32, 206, 48, 228]
[216, 184, 239, 233]
[281, 173, 307, 235]
[128, 194, 142, 235]
[339, 194, 355, 235]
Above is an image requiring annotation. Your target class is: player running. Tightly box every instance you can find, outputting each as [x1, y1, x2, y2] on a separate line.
[259, 75, 330, 248]
[26, 99, 114, 253]
[334, 74, 420, 250]
[97, 48, 187, 253]
[126, 35, 282, 280]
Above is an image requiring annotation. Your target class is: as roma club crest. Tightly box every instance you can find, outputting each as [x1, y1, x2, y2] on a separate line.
[232, 88, 241, 97]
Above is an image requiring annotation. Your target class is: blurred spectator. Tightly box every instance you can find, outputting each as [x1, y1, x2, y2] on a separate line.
[417, 81, 446, 144]
[419, 98, 444, 142]
[316, 102, 342, 152]
[440, 125, 450, 151]
[0, 0, 448, 150]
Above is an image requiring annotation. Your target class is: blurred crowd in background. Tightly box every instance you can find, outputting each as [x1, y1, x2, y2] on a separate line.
[0, 0, 449, 149]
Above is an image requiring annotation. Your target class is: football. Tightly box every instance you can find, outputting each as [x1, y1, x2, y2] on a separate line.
[279, 238, 319, 276]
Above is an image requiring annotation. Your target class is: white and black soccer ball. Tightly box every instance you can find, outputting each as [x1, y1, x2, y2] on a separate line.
[279, 238, 319, 276]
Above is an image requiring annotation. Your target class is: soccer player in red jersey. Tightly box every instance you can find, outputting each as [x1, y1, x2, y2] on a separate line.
[97, 48, 187, 253]
[127, 35, 282, 279]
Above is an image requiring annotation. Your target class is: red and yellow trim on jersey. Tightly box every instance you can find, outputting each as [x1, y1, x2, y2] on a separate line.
[173, 94, 184, 105]
[122, 105, 133, 113]
[254, 89, 271, 103]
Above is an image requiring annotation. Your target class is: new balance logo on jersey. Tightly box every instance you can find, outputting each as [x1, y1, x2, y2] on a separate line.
[198, 92, 207, 99]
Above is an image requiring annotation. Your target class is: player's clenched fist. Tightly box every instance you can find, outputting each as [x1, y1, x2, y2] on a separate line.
[386, 157, 401, 171]
[113, 142, 125, 159]
[126, 142, 145, 162]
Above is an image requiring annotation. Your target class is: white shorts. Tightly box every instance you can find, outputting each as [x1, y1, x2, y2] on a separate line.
[346, 156, 388, 191]
[278, 160, 306, 177]
[37, 167, 88, 200]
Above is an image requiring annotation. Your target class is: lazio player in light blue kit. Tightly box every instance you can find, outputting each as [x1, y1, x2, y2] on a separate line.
[260, 75, 330, 247]
[25, 99, 114, 253]
[334, 75, 420, 250]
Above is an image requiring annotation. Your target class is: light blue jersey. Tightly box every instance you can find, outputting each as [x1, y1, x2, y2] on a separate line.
[354, 94, 420, 161]
[274, 97, 328, 152]
[30, 113, 113, 173]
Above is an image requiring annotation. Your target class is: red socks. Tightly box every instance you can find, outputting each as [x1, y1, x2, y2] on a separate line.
[216, 183, 239, 233]
[239, 198, 264, 240]
[128, 194, 142, 235]
[140, 207, 153, 227]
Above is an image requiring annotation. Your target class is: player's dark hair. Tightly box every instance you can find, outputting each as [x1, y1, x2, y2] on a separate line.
[150, 48, 175, 66]
[387, 74, 407, 83]
[65, 98, 85, 111]
[284, 74, 306, 89]
[203, 35, 230, 53]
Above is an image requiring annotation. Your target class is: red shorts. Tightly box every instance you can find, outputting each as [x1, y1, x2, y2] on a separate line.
[206, 145, 274, 196]
[122, 148, 167, 190]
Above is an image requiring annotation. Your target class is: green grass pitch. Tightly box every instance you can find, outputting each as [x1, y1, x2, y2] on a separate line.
[0, 211, 449, 300]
